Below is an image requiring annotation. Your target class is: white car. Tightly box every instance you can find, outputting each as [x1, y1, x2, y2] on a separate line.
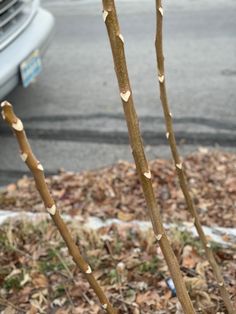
[0, 0, 54, 99]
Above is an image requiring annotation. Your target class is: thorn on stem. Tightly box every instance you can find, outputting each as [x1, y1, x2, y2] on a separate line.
[169, 112, 173, 118]
[158, 74, 164, 83]
[219, 282, 224, 287]
[206, 243, 211, 248]
[159, 7, 163, 16]
[86, 265, 92, 274]
[47, 204, 57, 215]
[37, 163, 44, 171]
[12, 119, 24, 131]
[155, 234, 163, 241]
[1, 110, 5, 120]
[120, 90, 131, 102]
[20, 152, 28, 162]
[144, 171, 152, 179]
[176, 163, 182, 170]
[103, 10, 108, 22]
[1, 101, 12, 108]
[118, 34, 124, 43]
[166, 132, 170, 139]
[102, 304, 108, 309]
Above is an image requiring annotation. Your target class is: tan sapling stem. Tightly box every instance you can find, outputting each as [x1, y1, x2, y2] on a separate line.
[1, 101, 117, 314]
[102, 1, 195, 313]
[155, 1, 235, 313]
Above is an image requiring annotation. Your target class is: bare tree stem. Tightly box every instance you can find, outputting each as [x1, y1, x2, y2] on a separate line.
[155, 1, 235, 313]
[1, 101, 117, 314]
[102, 1, 195, 313]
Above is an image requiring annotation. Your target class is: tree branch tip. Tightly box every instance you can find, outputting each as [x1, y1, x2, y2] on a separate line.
[103, 10, 108, 22]
[120, 90, 131, 102]
[1, 101, 12, 108]
[12, 119, 24, 132]
[47, 204, 57, 215]
[86, 265, 92, 274]
[118, 33, 124, 43]
[143, 171, 152, 179]
[158, 74, 165, 83]
[102, 303, 108, 309]
[155, 234, 163, 241]
[176, 163, 182, 170]
[20, 152, 28, 162]
[166, 132, 170, 139]
[159, 7, 164, 16]
[37, 163, 44, 171]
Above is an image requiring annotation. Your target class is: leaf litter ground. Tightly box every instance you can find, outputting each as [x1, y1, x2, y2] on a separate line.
[0, 149, 235, 313]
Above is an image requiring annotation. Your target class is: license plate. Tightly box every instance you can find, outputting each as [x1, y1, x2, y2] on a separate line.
[20, 50, 42, 88]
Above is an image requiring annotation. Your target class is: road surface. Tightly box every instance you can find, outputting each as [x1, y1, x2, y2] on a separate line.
[0, 0, 235, 185]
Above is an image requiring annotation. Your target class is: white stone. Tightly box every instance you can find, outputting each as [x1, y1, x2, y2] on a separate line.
[12, 119, 23, 131]
[120, 90, 131, 102]
[117, 262, 125, 271]
[47, 204, 57, 215]
[103, 10, 108, 22]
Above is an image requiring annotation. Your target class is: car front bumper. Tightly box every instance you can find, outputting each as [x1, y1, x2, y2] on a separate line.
[0, 8, 55, 100]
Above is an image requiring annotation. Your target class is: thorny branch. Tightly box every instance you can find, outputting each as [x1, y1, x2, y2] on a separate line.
[1, 101, 117, 314]
[155, 1, 236, 313]
[102, 1, 195, 313]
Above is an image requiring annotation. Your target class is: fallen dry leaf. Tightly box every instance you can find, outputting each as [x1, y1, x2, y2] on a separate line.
[182, 245, 201, 268]
[32, 273, 48, 288]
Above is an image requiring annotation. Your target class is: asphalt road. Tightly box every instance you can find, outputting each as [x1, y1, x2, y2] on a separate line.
[0, 0, 236, 185]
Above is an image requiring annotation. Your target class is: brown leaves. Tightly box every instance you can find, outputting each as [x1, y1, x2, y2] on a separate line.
[117, 211, 134, 222]
[32, 273, 48, 288]
[225, 177, 236, 193]
[0, 150, 236, 312]
[185, 277, 207, 293]
[136, 290, 161, 307]
[1, 306, 16, 314]
[0, 218, 235, 313]
[182, 245, 201, 268]
[1, 150, 235, 227]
